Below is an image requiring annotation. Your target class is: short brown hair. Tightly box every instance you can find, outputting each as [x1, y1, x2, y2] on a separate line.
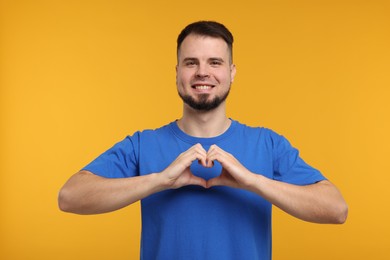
[177, 21, 234, 62]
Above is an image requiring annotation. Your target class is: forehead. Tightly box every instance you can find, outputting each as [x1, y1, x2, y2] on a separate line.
[178, 34, 230, 61]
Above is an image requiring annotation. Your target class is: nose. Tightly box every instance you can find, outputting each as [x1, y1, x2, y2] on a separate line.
[195, 64, 210, 78]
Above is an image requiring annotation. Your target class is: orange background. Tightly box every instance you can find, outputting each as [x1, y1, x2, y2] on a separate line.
[1, 0, 389, 259]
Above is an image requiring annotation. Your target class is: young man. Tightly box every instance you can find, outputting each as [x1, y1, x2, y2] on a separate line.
[59, 21, 348, 259]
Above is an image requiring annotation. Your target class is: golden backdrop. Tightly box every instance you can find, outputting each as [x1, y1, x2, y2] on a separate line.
[1, 0, 389, 259]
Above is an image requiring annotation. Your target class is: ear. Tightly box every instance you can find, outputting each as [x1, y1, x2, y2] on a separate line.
[230, 64, 236, 83]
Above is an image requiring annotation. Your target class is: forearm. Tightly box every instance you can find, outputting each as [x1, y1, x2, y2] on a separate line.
[58, 170, 166, 214]
[247, 175, 348, 224]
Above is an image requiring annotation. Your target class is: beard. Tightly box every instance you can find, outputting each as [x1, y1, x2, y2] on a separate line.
[178, 88, 230, 111]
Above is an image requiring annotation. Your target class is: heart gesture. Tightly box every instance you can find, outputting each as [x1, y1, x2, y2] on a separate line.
[206, 144, 255, 189]
[160, 143, 255, 190]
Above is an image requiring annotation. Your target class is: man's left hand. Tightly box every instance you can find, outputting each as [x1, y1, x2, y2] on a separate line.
[206, 145, 255, 189]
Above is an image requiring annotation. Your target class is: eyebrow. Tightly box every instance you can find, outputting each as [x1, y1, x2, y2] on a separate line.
[182, 57, 198, 62]
[209, 57, 225, 63]
[181, 57, 226, 63]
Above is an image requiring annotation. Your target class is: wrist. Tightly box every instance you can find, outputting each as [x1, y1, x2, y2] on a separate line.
[244, 172, 265, 192]
[151, 171, 173, 192]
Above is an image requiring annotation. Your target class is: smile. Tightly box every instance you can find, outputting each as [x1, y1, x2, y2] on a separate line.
[192, 84, 215, 90]
[194, 85, 212, 90]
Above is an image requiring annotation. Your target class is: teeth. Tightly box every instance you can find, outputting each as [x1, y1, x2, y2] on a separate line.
[195, 85, 211, 90]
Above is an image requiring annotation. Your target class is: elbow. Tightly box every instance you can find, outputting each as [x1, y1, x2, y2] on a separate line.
[335, 202, 348, 224]
[329, 201, 348, 224]
[58, 188, 70, 212]
[319, 181, 348, 224]
[58, 187, 77, 213]
[58, 171, 92, 214]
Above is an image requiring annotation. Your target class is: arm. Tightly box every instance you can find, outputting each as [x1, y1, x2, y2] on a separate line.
[248, 177, 348, 224]
[58, 170, 164, 214]
[58, 144, 208, 215]
[206, 145, 348, 224]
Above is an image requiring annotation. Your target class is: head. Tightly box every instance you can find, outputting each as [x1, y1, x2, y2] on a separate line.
[177, 21, 234, 64]
[176, 21, 236, 112]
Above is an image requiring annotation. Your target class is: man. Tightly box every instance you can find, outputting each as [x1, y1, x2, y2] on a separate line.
[59, 21, 348, 259]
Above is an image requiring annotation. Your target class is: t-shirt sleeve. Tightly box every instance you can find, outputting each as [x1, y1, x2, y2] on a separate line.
[82, 134, 139, 178]
[271, 131, 326, 185]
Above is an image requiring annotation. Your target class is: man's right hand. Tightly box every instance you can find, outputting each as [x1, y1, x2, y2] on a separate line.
[59, 144, 210, 215]
[159, 143, 210, 189]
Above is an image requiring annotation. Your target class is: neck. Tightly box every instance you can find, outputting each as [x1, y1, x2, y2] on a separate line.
[177, 103, 231, 138]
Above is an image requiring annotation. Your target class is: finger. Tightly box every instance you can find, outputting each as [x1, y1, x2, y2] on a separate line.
[207, 144, 229, 159]
[189, 175, 207, 188]
[191, 143, 208, 166]
[207, 147, 227, 167]
[206, 144, 220, 167]
[206, 176, 223, 188]
[208, 145, 238, 169]
[179, 144, 207, 167]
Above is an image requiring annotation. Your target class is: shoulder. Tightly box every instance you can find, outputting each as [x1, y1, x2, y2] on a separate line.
[126, 122, 176, 147]
[233, 120, 284, 143]
[126, 122, 172, 138]
[231, 120, 295, 157]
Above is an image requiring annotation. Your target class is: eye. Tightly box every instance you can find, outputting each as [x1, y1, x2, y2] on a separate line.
[185, 61, 196, 66]
[183, 58, 198, 67]
[210, 59, 223, 66]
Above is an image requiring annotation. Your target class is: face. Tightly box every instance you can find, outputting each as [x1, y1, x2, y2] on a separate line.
[176, 34, 236, 111]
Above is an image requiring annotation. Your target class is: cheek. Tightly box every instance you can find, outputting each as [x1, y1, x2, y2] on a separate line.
[176, 75, 188, 93]
[177, 70, 192, 85]
[215, 71, 232, 84]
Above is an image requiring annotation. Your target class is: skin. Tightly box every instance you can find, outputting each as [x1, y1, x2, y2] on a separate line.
[176, 34, 235, 114]
[58, 34, 348, 224]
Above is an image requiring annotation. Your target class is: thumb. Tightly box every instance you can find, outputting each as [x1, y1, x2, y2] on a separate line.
[188, 175, 207, 188]
[206, 176, 223, 188]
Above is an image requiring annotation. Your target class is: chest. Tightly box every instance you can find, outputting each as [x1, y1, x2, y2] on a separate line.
[137, 138, 274, 179]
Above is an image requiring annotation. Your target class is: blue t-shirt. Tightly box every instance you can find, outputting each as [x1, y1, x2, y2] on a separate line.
[83, 120, 326, 260]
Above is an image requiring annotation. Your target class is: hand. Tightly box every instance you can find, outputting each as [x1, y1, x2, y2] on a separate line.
[206, 145, 255, 189]
[160, 143, 211, 189]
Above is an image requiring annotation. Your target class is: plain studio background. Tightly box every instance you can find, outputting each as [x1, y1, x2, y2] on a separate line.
[1, 0, 389, 259]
